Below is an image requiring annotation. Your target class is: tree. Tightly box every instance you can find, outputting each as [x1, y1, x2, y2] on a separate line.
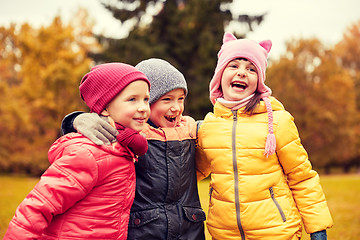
[95, 0, 265, 119]
[267, 38, 358, 171]
[335, 20, 360, 110]
[0, 10, 100, 175]
[333, 20, 360, 169]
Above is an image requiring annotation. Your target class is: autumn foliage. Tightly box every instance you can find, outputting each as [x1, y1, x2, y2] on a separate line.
[0, 5, 359, 175]
[0, 10, 99, 175]
[267, 36, 360, 171]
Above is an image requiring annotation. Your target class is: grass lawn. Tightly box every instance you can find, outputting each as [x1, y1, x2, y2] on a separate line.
[1, 174, 359, 239]
[0, 175, 39, 238]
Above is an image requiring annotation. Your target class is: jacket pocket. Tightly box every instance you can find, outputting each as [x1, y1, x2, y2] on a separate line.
[269, 187, 286, 222]
[128, 208, 160, 228]
[182, 206, 206, 223]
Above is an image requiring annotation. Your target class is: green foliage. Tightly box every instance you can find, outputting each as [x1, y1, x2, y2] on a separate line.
[95, 0, 265, 119]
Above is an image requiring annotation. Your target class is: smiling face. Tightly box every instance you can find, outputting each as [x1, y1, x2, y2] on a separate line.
[149, 88, 185, 128]
[220, 58, 258, 101]
[102, 80, 150, 132]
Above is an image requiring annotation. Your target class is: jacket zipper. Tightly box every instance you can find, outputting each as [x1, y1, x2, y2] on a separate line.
[231, 110, 245, 239]
[269, 187, 287, 222]
[209, 187, 214, 202]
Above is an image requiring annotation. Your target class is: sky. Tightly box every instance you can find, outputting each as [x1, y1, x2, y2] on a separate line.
[0, 0, 359, 59]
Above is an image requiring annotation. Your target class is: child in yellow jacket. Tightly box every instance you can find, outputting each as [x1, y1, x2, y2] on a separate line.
[195, 32, 333, 240]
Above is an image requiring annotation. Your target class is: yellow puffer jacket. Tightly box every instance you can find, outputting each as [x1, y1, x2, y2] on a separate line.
[196, 97, 333, 240]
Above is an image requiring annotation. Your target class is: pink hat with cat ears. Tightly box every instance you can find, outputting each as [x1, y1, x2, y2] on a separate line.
[209, 32, 272, 105]
[209, 32, 276, 157]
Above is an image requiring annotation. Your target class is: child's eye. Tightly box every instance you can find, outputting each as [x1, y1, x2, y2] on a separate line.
[162, 97, 171, 101]
[178, 97, 185, 101]
[144, 97, 149, 102]
[128, 97, 136, 102]
[248, 66, 256, 72]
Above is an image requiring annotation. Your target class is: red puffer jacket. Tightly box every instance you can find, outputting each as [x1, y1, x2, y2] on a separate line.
[4, 133, 136, 240]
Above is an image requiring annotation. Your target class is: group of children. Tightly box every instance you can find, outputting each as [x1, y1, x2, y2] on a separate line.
[5, 32, 333, 240]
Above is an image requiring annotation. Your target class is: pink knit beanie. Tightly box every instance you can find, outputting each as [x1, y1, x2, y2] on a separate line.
[79, 63, 150, 114]
[210, 32, 276, 157]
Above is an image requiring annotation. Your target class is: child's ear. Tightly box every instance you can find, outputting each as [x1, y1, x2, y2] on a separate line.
[100, 110, 116, 128]
[101, 109, 110, 116]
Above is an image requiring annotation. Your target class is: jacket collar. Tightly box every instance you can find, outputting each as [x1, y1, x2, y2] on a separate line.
[214, 96, 284, 117]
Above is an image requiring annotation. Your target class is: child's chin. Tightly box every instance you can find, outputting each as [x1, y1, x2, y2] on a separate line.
[133, 124, 145, 132]
[164, 121, 178, 128]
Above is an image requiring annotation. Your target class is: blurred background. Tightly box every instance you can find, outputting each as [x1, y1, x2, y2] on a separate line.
[0, 0, 359, 239]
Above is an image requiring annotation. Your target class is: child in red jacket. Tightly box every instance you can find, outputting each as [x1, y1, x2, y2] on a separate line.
[4, 63, 150, 240]
[61, 58, 206, 240]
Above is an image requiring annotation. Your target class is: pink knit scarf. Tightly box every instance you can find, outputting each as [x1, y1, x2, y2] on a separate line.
[216, 94, 255, 110]
[115, 123, 148, 157]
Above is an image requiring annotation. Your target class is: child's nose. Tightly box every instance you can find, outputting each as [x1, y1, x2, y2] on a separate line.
[237, 68, 246, 77]
[138, 102, 149, 112]
[170, 103, 181, 112]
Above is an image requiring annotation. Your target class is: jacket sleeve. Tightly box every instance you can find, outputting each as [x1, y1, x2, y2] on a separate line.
[60, 111, 84, 135]
[275, 111, 333, 234]
[195, 123, 211, 181]
[4, 145, 98, 239]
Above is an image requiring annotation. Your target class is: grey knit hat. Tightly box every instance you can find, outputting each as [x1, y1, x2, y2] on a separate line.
[135, 58, 188, 104]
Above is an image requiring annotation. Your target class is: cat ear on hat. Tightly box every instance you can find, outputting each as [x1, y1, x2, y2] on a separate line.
[260, 40, 272, 53]
[223, 32, 272, 54]
[223, 32, 237, 43]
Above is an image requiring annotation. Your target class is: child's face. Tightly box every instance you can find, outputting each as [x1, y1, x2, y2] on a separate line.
[104, 80, 150, 132]
[149, 88, 185, 128]
[221, 59, 258, 101]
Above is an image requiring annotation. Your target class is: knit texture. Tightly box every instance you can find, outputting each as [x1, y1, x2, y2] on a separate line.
[210, 32, 272, 104]
[115, 123, 148, 156]
[135, 58, 187, 104]
[79, 63, 150, 114]
[210, 32, 276, 157]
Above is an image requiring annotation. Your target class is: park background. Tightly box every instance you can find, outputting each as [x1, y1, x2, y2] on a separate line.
[0, 0, 360, 239]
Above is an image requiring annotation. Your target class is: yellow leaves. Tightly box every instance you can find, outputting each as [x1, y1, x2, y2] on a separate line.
[335, 20, 360, 70]
[267, 35, 359, 168]
[0, 9, 95, 175]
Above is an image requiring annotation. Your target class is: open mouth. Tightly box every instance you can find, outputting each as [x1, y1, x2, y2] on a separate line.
[231, 81, 247, 90]
[164, 115, 177, 122]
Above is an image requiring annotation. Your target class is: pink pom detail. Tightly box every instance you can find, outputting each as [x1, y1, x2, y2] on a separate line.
[263, 97, 276, 157]
[264, 133, 276, 157]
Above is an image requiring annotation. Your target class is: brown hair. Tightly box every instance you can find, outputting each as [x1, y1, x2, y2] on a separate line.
[243, 91, 262, 115]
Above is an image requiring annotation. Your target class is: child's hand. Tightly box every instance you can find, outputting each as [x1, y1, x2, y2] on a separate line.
[310, 230, 327, 240]
[73, 113, 118, 145]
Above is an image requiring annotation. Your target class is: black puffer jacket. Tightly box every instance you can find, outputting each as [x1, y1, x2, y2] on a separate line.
[127, 117, 205, 240]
